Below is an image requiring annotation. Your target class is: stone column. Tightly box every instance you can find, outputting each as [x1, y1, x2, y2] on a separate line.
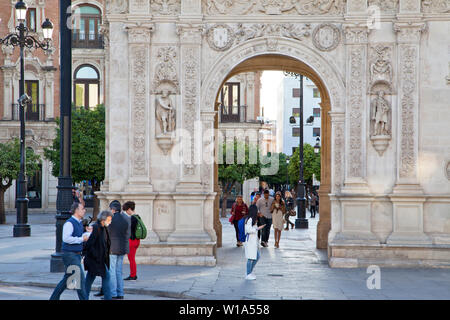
[1, 65, 14, 120]
[44, 73, 54, 120]
[388, 5, 429, 244]
[125, 23, 154, 192]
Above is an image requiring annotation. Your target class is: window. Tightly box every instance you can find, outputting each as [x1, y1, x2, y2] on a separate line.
[292, 88, 300, 98]
[220, 82, 240, 122]
[27, 161, 42, 208]
[313, 108, 321, 117]
[292, 147, 298, 155]
[25, 80, 40, 121]
[74, 65, 100, 109]
[313, 128, 321, 137]
[26, 8, 37, 32]
[292, 127, 300, 137]
[292, 108, 300, 117]
[313, 88, 320, 98]
[73, 5, 102, 48]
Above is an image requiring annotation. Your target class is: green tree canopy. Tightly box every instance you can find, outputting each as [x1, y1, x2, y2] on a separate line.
[0, 139, 41, 224]
[288, 144, 321, 188]
[218, 140, 261, 216]
[259, 152, 289, 187]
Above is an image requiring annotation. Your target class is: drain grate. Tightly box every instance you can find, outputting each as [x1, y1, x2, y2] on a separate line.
[267, 274, 284, 277]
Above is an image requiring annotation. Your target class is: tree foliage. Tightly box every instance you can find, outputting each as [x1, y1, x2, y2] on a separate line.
[288, 144, 321, 188]
[0, 139, 41, 224]
[44, 105, 105, 185]
[218, 140, 261, 216]
[259, 152, 289, 186]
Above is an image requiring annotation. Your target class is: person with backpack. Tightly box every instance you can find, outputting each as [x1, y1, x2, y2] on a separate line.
[244, 205, 266, 280]
[231, 196, 248, 247]
[123, 201, 144, 281]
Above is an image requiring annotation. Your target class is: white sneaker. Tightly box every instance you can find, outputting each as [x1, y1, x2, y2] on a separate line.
[245, 273, 256, 280]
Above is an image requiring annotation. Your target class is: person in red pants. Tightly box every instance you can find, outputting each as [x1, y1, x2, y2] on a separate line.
[123, 201, 139, 281]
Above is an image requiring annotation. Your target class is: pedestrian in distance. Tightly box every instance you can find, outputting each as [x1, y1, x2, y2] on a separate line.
[271, 191, 286, 248]
[284, 191, 295, 230]
[310, 192, 317, 218]
[230, 196, 249, 247]
[256, 190, 274, 247]
[50, 202, 89, 300]
[72, 186, 85, 206]
[108, 200, 131, 300]
[123, 201, 140, 281]
[84, 210, 113, 300]
[244, 205, 266, 280]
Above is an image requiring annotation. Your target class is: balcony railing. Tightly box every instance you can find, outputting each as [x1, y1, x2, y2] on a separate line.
[72, 32, 104, 49]
[12, 103, 46, 121]
[220, 105, 248, 123]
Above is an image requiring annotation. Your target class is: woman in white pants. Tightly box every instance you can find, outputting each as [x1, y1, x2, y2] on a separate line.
[244, 205, 266, 280]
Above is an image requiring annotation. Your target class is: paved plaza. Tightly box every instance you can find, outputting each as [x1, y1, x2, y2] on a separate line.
[0, 212, 450, 300]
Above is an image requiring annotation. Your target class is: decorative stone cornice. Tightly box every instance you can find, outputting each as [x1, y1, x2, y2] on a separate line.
[176, 23, 205, 43]
[393, 22, 427, 43]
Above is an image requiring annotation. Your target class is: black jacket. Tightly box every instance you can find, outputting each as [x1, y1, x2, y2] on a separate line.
[130, 215, 138, 240]
[109, 211, 131, 255]
[83, 221, 111, 277]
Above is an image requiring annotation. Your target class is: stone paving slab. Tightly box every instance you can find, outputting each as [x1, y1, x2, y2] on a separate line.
[1, 214, 450, 300]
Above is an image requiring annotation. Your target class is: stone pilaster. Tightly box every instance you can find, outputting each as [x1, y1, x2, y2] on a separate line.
[342, 24, 371, 194]
[388, 21, 430, 245]
[125, 23, 154, 192]
[175, 23, 204, 192]
[1, 65, 14, 120]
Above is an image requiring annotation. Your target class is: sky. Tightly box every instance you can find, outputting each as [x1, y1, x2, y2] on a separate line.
[260, 71, 285, 121]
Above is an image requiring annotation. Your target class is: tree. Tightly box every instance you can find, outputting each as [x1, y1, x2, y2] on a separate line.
[45, 105, 105, 219]
[218, 140, 261, 217]
[259, 152, 289, 190]
[288, 144, 321, 191]
[0, 139, 41, 224]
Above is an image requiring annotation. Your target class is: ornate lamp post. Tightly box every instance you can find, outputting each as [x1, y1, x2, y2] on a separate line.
[50, 0, 73, 272]
[1, 1, 53, 237]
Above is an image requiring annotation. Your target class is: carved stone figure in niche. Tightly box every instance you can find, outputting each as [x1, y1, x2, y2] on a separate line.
[370, 46, 393, 84]
[156, 89, 176, 135]
[371, 91, 391, 136]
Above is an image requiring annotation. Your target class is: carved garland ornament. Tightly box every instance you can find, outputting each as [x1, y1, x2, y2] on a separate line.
[421, 0, 450, 13]
[312, 23, 341, 51]
[151, 0, 181, 15]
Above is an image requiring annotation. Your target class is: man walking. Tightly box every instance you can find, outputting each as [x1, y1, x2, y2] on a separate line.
[108, 200, 131, 300]
[50, 203, 89, 300]
[256, 190, 274, 247]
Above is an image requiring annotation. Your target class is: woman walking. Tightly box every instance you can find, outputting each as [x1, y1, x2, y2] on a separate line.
[84, 210, 113, 300]
[244, 205, 265, 280]
[123, 201, 140, 281]
[271, 191, 286, 248]
[231, 196, 248, 247]
[284, 191, 295, 230]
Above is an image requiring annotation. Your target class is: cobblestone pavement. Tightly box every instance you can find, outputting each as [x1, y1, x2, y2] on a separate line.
[1, 212, 450, 300]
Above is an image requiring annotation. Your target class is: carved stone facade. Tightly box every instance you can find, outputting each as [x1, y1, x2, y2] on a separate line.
[97, 0, 450, 267]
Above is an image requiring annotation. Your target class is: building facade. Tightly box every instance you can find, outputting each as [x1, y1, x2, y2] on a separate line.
[98, 0, 450, 268]
[277, 75, 322, 156]
[0, 0, 106, 212]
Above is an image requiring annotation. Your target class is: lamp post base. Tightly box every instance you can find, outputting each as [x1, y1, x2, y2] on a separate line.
[295, 218, 309, 229]
[13, 224, 30, 237]
[50, 253, 65, 273]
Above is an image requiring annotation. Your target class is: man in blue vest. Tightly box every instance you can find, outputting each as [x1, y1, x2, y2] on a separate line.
[50, 202, 89, 300]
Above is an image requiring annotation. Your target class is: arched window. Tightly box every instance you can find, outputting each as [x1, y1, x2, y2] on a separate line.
[73, 4, 102, 48]
[74, 65, 100, 109]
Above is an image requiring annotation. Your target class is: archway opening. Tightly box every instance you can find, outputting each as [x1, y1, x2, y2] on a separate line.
[212, 54, 332, 250]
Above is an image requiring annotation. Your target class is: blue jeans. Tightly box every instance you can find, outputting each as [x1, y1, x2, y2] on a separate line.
[109, 254, 124, 297]
[246, 250, 261, 275]
[85, 266, 112, 300]
[50, 251, 87, 300]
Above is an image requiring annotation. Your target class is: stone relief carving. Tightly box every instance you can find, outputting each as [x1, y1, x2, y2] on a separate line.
[399, 44, 417, 178]
[206, 23, 311, 51]
[446, 161, 450, 180]
[203, 0, 346, 15]
[447, 62, 450, 85]
[156, 90, 176, 135]
[368, 0, 399, 13]
[333, 122, 344, 191]
[369, 44, 393, 89]
[106, 0, 129, 14]
[422, 0, 450, 12]
[370, 91, 391, 136]
[312, 24, 341, 51]
[151, 0, 181, 15]
[153, 47, 179, 93]
[183, 47, 199, 176]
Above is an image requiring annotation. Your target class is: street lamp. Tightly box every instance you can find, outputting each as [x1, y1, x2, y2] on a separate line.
[1, 1, 53, 237]
[50, 0, 73, 272]
[284, 71, 308, 229]
[314, 137, 321, 154]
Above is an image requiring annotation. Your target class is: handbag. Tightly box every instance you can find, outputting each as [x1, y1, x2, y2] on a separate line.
[289, 209, 296, 217]
[229, 215, 235, 224]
